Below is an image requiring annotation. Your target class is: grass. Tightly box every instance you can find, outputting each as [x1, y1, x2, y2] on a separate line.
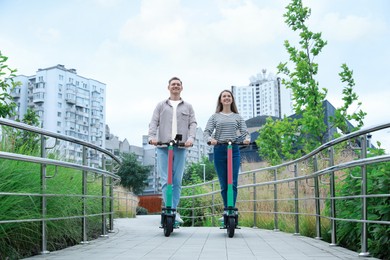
[0, 137, 137, 259]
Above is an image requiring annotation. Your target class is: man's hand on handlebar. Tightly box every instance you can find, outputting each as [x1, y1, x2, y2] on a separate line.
[184, 140, 193, 147]
[149, 139, 193, 147]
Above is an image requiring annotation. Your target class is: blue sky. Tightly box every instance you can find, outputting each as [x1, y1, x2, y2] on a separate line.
[1, 0, 389, 150]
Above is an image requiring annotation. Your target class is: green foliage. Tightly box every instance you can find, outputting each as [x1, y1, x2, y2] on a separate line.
[257, 0, 366, 165]
[3, 108, 41, 152]
[277, 0, 328, 154]
[116, 153, 151, 194]
[0, 149, 105, 259]
[0, 51, 18, 118]
[180, 185, 215, 226]
[256, 116, 301, 163]
[136, 206, 148, 215]
[333, 146, 389, 259]
[183, 157, 216, 186]
[329, 64, 367, 133]
[181, 158, 220, 226]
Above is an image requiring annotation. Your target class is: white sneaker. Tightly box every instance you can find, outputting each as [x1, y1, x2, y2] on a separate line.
[175, 213, 184, 224]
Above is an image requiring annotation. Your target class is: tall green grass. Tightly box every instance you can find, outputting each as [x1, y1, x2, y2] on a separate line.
[0, 143, 110, 259]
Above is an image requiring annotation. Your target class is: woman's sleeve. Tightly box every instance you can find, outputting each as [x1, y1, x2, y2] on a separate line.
[239, 115, 251, 141]
[203, 114, 215, 142]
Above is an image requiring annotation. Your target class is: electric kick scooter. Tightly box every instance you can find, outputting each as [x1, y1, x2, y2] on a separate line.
[209, 140, 250, 238]
[152, 134, 186, 237]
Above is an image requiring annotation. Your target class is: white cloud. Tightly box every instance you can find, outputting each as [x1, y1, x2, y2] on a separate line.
[207, 1, 285, 46]
[35, 28, 61, 44]
[319, 13, 386, 42]
[119, 0, 186, 52]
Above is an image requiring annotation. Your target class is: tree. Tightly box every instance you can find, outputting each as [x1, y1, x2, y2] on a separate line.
[116, 153, 151, 194]
[256, 0, 366, 164]
[15, 108, 40, 151]
[183, 157, 216, 186]
[0, 51, 18, 118]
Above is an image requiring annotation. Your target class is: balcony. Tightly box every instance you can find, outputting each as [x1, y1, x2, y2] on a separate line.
[65, 96, 76, 104]
[33, 95, 44, 103]
[10, 87, 21, 98]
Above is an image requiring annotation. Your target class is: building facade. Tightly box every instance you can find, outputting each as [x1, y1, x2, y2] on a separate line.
[232, 69, 293, 120]
[9, 64, 106, 166]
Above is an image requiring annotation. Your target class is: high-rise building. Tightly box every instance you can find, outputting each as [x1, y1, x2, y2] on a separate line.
[9, 64, 106, 166]
[232, 69, 293, 120]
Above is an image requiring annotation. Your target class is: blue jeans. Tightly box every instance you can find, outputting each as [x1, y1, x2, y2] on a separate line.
[157, 147, 187, 209]
[213, 144, 240, 208]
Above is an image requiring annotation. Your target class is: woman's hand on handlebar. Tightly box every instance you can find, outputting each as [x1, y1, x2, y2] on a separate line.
[149, 139, 158, 146]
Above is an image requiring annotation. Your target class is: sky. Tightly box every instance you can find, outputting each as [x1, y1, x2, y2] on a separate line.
[1, 0, 389, 152]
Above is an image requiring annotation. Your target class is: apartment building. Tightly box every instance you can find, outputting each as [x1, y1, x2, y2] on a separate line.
[9, 64, 106, 166]
[232, 69, 293, 120]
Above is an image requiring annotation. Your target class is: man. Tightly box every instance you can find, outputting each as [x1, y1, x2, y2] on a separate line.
[148, 77, 197, 224]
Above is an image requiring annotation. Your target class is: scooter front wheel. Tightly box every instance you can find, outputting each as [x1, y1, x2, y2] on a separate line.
[227, 217, 235, 238]
[164, 216, 174, 237]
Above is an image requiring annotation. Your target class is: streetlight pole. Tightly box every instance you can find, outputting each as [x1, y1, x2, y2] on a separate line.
[200, 163, 206, 182]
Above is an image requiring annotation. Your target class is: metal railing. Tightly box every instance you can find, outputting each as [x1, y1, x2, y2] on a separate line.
[180, 122, 390, 257]
[0, 118, 135, 255]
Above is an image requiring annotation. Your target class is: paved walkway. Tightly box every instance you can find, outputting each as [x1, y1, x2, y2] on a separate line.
[25, 215, 378, 260]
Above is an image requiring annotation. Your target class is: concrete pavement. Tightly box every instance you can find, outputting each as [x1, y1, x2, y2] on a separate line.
[25, 215, 378, 260]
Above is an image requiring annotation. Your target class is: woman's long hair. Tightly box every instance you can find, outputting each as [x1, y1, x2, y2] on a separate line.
[215, 89, 239, 113]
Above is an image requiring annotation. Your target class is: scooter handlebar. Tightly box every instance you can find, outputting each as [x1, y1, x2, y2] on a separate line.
[149, 140, 191, 147]
[207, 140, 256, 146]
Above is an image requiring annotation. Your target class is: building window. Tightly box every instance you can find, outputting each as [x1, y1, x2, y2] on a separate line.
[58, 102, 62, 108]
[59, 75, 64, 80]
[57, 121, 61, 127]
[57, 112, 62, 117]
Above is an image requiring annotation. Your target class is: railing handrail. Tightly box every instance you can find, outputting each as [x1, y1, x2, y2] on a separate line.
[0, 150, 118, 178]
[180, 121, 390, 258]
[0, 118, 120, 164]
[183, 121, 390, 190]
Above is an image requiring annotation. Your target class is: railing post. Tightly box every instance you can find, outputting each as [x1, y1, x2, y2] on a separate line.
[101, 155, 108, 237]
[253, 171, 257, 228]
[125, 192, 128, 217]
[328, 147, 337, 246]
[108, 176, 114, 232]
[293, 163, 300, 236]
[212, 182, 215, 226]
[273, 169, 279, 231]
[81, 146, 89, 244]
[40, 135, 49, 254]
[313, 156, 322, 240]
[192, 186, 195, 227]
[359, 135, 370, 257]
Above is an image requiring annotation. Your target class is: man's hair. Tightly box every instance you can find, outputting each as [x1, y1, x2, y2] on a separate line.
[168, 77, 182, 85]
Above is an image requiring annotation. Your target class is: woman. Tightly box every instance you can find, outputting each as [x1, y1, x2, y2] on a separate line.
[203, 90, 250, 221]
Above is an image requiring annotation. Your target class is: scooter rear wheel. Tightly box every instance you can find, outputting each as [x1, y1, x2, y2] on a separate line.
[227, 217, 235, 238]
[164, 216, 174, 237]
